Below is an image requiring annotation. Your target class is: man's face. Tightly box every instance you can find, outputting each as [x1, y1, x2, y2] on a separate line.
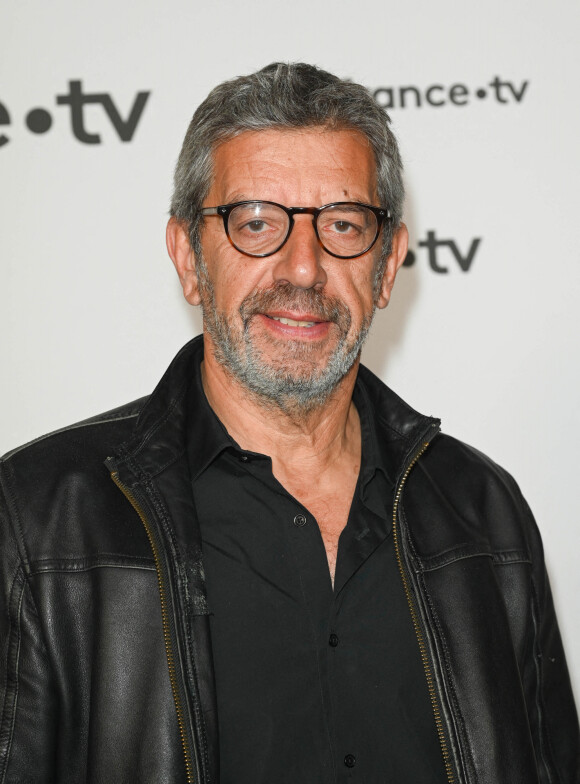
[169, 127, 407, 411]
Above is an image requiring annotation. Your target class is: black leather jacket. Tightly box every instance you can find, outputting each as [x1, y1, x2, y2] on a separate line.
[1, 337, 578, 784]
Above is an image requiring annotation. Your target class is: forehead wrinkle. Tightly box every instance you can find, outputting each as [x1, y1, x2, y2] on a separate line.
[209, 128, 378, 208]
[223, 164, 372, 207]
[216, 161, 298, 206]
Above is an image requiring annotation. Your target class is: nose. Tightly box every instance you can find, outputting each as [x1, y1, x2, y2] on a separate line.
[271, 215, 327, 290]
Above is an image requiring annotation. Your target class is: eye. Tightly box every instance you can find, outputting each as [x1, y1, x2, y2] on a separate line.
[229, 204, 286, 236]
[319, 206, 371, 237]
[331, 220, 358, 234]
[245, 219, 268, 233]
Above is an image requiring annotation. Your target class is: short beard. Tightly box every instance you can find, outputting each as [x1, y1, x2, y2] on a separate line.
[195, 254, 375, 415]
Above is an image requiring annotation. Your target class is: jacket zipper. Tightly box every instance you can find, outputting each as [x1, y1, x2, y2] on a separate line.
[392, 441, 456, 784]
[110, 436, 453, 783]
[110, 470, 197, 784]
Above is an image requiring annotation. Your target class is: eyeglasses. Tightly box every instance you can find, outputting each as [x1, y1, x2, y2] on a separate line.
[199, 200, 391, 259]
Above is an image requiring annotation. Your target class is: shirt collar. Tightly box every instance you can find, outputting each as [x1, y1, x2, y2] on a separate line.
[186, 352, 393, 517]
[186, 355, 235, 481]
[352, 374, 393, 519]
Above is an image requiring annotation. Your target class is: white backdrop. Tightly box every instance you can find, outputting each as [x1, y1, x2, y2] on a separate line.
[2, 0, 579, 701]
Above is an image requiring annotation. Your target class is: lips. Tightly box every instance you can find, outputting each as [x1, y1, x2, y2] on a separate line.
[267, 315, 319, 328]
[239, 283, 351, 333]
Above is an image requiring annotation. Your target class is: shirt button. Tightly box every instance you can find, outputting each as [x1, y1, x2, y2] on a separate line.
[329, 633, 339, 647]
[344, 754, 356, 768]
[293, 514, 307, 527]
[239, 455, 249, 462]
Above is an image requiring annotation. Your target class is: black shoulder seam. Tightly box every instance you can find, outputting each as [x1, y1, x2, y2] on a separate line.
[1, 406, 144, 462]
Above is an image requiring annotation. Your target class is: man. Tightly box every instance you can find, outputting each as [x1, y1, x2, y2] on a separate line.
[0, 63, 578, 784]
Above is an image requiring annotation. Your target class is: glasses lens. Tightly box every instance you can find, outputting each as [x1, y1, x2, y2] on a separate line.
[317, 204, 378, 257]
[228, 202, 289, 256]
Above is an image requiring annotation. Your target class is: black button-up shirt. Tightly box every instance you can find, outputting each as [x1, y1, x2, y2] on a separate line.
[187, 362, 447, 783]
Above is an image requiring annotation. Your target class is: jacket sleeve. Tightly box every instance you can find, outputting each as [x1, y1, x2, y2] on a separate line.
[0, 462, 58, 783]
[518, 490, 580, 784]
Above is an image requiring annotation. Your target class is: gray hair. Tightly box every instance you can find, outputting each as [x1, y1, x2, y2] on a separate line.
[170, 62, 404, 261]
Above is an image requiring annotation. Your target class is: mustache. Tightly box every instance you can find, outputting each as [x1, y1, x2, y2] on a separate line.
[239, 283, 351, 328]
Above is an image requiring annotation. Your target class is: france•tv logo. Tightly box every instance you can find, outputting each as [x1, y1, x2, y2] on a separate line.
[0, 81, 150, 146]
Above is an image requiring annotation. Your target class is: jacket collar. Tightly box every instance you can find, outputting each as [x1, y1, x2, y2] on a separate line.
[105, 334, 440, 784]
[109, 334, 440, 489]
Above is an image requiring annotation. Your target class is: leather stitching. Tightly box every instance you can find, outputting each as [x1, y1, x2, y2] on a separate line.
[131, 468, 211, 779]
[400, 498, 475, 782]
[530, 579, 559, 784]
[419, 547, 531, 572]
[29, 555, 155, 575]
[0, 568, 25, 784]
[418, 568, 475, 782]
[0, 464, 31, 572]
[1, 408, 141, 462]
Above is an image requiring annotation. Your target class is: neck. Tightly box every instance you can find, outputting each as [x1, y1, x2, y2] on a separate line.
[200, 340, 361, 475]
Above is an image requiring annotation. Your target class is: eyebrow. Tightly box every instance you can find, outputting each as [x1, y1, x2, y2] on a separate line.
[223, 193, 253, 204]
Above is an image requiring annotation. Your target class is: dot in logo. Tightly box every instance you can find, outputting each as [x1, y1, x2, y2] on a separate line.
[26, 108, 53, 134]
[403, 249, 416, 267]
[475, 89, 487, 99]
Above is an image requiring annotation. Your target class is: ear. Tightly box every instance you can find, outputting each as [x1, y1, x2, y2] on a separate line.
[375, 223, 409, 310]
[166, 217, 201, 306]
